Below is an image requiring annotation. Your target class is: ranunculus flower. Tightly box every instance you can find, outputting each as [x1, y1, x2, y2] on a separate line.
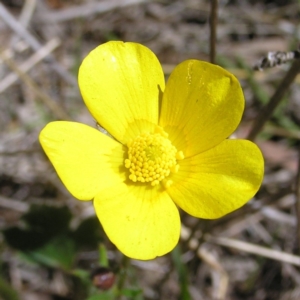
[39, 41, 264, 260]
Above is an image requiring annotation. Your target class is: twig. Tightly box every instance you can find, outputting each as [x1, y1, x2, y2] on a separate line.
[206, 235, 300, 267]
[18, 0, 37, 25]
[198, 245, 228, 300]
[216, 200, 296, 238]
[39, 0, 149, 23]
[0, 38, 60, 93]
[0, 3, 76, 86]
[0, 51, 71, 121]
[247, 60, 300, 141]
[209, 0, 218, 64]
[10, 0, 37, 47]
[295, 149, 300, 252]
[181, 225, 228, 299]
[0, 148, 40, 155]
[0, 195, 29, 213]
[263, 124, 300, 140]
[261, 206, 296, 226]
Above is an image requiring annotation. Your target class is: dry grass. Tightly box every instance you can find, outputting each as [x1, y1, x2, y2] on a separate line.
[1, 0, 300, 299]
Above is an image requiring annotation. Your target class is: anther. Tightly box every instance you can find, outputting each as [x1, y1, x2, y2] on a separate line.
[163, 179, 173, 189]
[154, 125, 168, 138]
[176, 151, 185, 160]
[125, 159, 131, 168]
[124, 131, 183, 187]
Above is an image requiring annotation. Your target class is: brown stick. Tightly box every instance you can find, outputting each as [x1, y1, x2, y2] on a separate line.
[0, 3, 76, 86]
[295, 149, 300, 253]
[209, 0, 218, 64]
[247, 60, 300, 141]
[0, 51, 71, 121]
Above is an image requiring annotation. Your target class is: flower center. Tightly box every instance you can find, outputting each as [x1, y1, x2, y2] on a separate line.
[124, 127, 184, 187]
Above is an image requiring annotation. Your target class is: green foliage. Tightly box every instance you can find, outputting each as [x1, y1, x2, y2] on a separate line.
[72, 216, 103, 248]
[3, 205, 72, 251]
[22, 205, 72, 234]
[98, 244, 109, 267]
[0, 276, 19, 300]
[86, 292, 114, 300]
[1, 204, 114, 298]
[171, 246, 191, 300]
[24, 236, 76, 270]
[3, 205, 102, 254]
[120, 288, 143, 298]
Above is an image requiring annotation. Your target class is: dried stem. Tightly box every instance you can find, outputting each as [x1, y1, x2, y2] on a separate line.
[209, 0, 218, 64]
[0, 195, 29, 213]
[247, 60, 300, 141]
[206, 235, 300, 266]
[0, 38, 60, 93]
[10, 0, 37, 47]
[198, 245, 228, 300]
[0, 3, 76, 86]
[0, 51, 71, 121]
[39, 0, 149, 23]
[295, 149, 300, 252]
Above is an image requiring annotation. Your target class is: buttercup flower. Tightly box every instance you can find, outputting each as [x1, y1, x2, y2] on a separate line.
[39, 41, 264, 260]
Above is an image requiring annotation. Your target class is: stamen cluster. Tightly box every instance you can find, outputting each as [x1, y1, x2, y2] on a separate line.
[125, 132, 180, 186]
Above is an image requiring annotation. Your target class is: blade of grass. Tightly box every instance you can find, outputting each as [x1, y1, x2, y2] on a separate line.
[171, 246, 191, 300]
[98, 244, 109, 267]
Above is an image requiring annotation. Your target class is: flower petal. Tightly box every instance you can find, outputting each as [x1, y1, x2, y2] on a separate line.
[78, 41, 165, 145]
[159, 60, 244, 157]
[94, 183, 180, 260]
[167, 139, 264, 218]
[39, 121, 125, 200]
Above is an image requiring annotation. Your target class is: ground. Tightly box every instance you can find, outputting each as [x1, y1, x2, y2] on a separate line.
[1, 0, 300, 299]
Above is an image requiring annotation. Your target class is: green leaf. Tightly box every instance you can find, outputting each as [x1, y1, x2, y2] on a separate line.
[121, 288, 143, 298]
[98, 244, 108, 267]
[3, 205, 73, 251]
[72, 217, 103, 248]
[86, 291, 114, 300]
[3, 227, 49, 251]
[171, 246, 191, 300]
[0, 276, 19, 300]
[22, 205, 72, 235]
[24, 235, 76, 270]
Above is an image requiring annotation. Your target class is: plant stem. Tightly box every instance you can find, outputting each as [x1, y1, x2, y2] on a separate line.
[247, 60, 300, 141]
[210, 0, 218, 64]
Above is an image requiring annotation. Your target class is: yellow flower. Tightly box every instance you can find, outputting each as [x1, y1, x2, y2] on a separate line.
[39, 41, 264, 260]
